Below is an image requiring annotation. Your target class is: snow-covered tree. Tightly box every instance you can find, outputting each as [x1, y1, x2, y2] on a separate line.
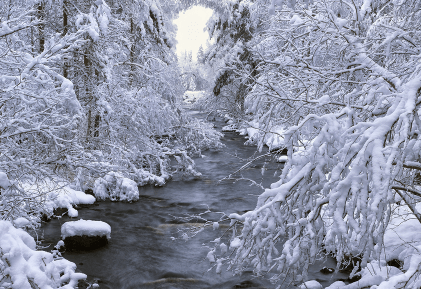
[0, 0, 222, 225]
[197, 44, 205, 63]
[203, 0, 421, 287]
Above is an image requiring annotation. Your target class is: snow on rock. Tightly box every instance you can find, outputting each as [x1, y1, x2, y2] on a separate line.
[325, 281, 346, 289]
[93, 171, 139, 202]
[61, 220, 111, 239]
[0, 220, 86, 289]
[299, 280, 322, 289]
[277, 155, 288, 163]
[317, 95, 330, 106]
[222, 123, 238, 132]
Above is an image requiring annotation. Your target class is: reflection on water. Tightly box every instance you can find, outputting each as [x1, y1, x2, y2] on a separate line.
[39, 111, 348, 288]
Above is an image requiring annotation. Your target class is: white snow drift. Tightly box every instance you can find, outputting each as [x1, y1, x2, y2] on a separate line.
[0, 220, 86, 289]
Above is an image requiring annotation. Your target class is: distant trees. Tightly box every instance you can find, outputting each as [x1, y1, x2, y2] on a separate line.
[179, 49, 210, 91]
[203, 1, 261, 118]
[197, 45, 205, 63]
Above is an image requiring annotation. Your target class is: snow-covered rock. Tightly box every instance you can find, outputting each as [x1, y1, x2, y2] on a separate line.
[0, 220, 86, 289]
[61, 220, 111, 239]
[222, 123, 238, 132]
[61, 220, 111, 251]
[277, 155, 288, 163]
[93, 171, 139, 202]
[325, 281, 346, 289]
[299, 280, 322, 289]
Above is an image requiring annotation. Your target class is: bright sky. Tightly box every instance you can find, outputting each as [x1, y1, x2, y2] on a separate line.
[173, 6, 213, 61]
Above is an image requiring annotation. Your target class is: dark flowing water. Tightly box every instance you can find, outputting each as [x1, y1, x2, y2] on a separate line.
[39, 110, 348, 288]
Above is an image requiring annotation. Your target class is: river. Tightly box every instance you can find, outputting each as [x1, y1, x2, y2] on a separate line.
[39, 110, 348, 288]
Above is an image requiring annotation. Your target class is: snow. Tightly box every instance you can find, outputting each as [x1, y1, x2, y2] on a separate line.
[13, 217, 30, 228]
[183, 90, 205, 104]
[61, 220, 111, 239]
[17, 180, 96, 220]
[207, 250, 216, 262]
[93, 171, 139, 202]
[220, 243, 228, 254]
[239, 120, 285, 150]
[290, 14, 304, 26]
[23, 181, 95, 218]
[0, 171, 11, 188]
[299, 280, 322, 289]
[230, 237, 242, 249]
[317, 95, 330, 106]
[383, 203, 421, 261]
[325, 281, 346, 289]
[222, 123, 238, 132]
[0, 220, 86, 289]
[277, 155, 288, 163]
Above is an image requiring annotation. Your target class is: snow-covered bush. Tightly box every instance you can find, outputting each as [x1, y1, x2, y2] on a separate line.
[0, 220, 86, 289]
[93, 172, 139, 202]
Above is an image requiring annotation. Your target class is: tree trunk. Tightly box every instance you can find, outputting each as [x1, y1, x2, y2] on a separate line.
[37, 2, 45, 53]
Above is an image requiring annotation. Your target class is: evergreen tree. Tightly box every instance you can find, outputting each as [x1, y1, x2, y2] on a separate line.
[197, 44, 205, 63]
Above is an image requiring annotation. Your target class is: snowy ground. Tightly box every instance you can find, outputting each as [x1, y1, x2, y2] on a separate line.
[0, 220, 87, 289]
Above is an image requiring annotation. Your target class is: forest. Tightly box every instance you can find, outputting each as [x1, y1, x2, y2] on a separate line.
[1, 0, 421, 288]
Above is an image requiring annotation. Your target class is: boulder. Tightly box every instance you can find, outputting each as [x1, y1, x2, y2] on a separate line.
[61, 220, 111, 251]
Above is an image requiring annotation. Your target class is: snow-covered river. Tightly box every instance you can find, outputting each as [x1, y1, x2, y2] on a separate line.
[39, 110, 348, 288]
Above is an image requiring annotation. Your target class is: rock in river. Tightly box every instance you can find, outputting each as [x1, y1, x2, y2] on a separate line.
[61, 219, 111, 251]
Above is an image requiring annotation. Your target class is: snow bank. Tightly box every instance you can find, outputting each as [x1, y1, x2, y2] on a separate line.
[383, 203, 421, 261]
[239, 120, 285, 150]
[61, 220, 111, 239]
[23, 181, 95, 218]
[323, 204, 421, 288]
[299, 280, 322, 289]
[93, 171, 139, 202]
[0, 220, 86, 289]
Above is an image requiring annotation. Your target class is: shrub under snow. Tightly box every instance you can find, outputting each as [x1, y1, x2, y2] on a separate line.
[93, 172, 139, 202]
[23, 180, 96, 219]
[0, 220, 86, 289]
